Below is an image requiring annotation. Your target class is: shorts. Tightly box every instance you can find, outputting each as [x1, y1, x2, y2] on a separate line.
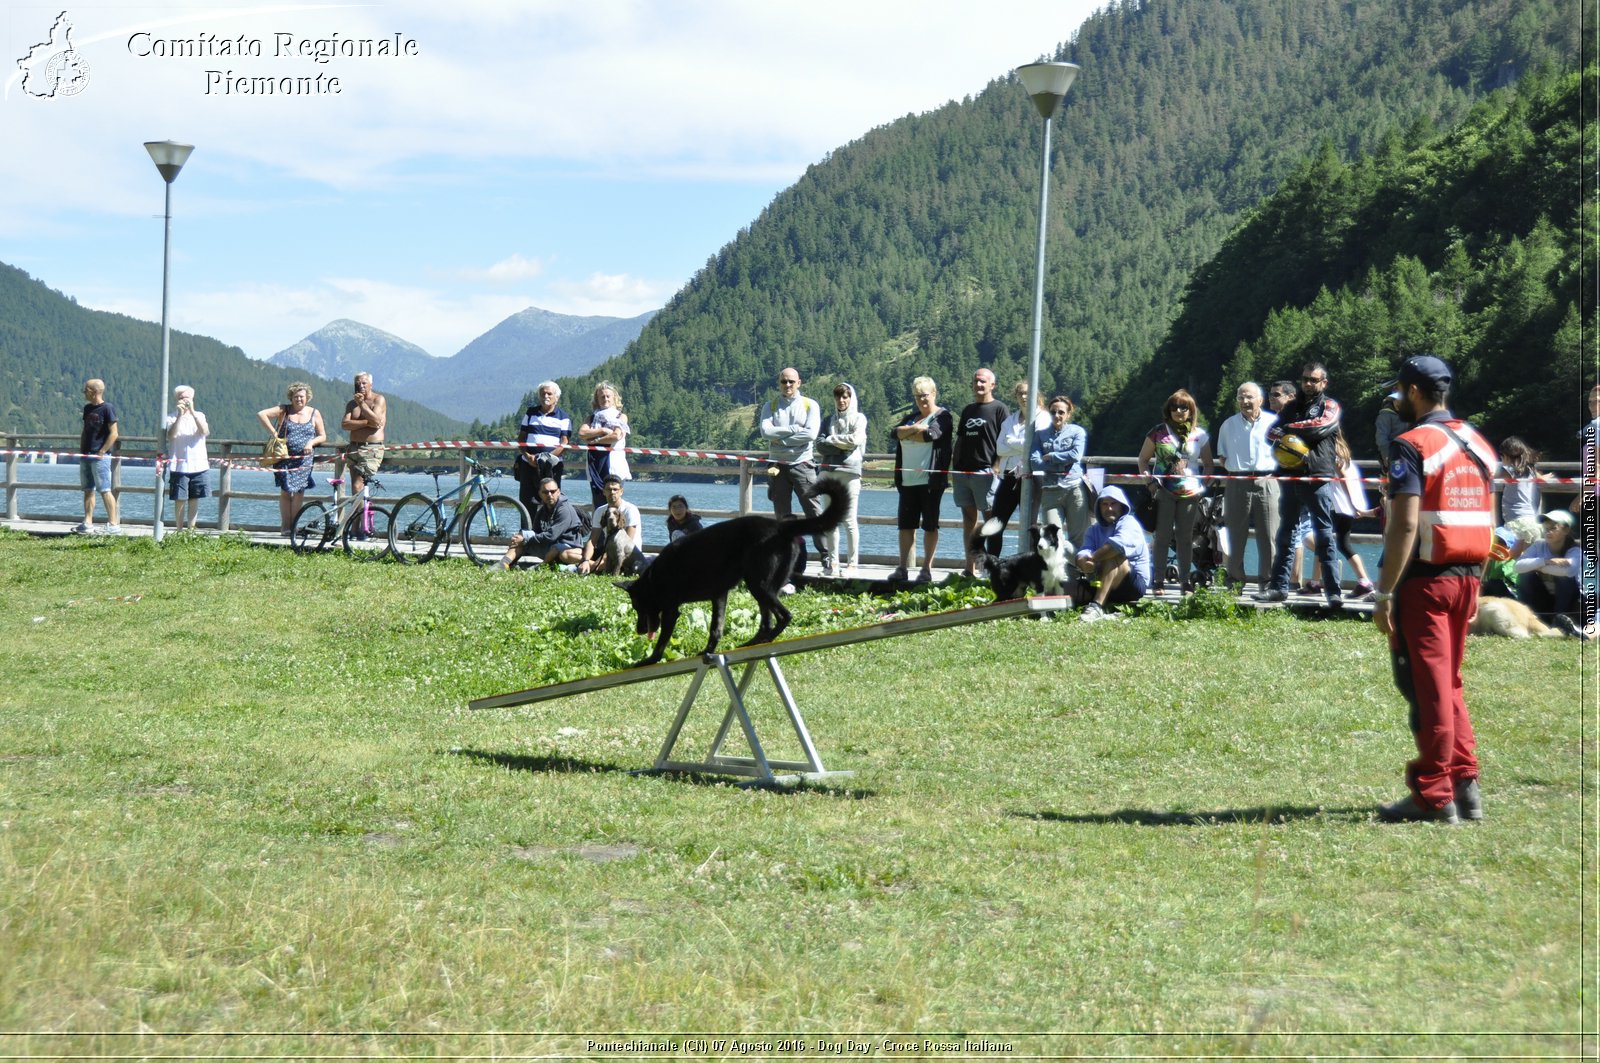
[896, 483, 945, 532]
[951, 470, 996, 512]
[168, 470, 210, 499]
[346, 443, 385, 480]
[1105, 576, 1145, 605]
[515, 532, 586, 561]
[79, 456, 112, 493]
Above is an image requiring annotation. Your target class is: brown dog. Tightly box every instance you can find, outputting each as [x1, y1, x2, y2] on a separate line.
[1470, 596, 1562, 639]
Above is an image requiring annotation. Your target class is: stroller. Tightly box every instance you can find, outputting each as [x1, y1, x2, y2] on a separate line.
[1155, 489, 1227, 589]
[1187, 492, 1227, 587]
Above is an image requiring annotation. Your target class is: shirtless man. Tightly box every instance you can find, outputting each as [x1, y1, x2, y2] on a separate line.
[341, 372, 387, 495]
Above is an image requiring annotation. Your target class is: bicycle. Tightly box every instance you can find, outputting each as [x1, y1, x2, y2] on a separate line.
[387, 455, 529, 565]
[288, 475, 394, 562]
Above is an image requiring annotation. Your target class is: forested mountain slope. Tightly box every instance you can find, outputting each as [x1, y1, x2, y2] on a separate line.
[536, 0, 1575, 452]
[1112, 65, 1593, 457]
[0, 264, 470, 443]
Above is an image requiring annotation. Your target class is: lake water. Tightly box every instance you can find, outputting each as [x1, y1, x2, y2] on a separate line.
[6, 459, 1384, 576]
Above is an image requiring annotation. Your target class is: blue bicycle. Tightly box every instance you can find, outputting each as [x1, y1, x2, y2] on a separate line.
[386, 455, 529, 565]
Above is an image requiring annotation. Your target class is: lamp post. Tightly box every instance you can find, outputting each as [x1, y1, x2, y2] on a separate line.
[144, 140, 194, 542]
[1014, 62, 1078, 541]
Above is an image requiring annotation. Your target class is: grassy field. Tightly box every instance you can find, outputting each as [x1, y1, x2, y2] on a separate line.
[0, 530, 1591, 1059]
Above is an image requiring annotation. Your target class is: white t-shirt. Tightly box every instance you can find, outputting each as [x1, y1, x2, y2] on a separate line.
[593, 500, 641, 546]
[163, 411, 209, 474]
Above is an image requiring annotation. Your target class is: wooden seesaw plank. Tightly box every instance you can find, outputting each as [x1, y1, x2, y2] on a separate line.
[468, 595, 1071, 712]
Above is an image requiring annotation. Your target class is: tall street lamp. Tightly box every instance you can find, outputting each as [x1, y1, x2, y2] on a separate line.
[1015, 61, 1078, 542]
[144, 140, 194, 542]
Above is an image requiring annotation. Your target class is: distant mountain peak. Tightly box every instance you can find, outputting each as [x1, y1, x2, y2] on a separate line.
[267, 319, 438, 388]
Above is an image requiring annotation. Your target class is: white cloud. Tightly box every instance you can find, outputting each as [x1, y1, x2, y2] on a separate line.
[544, 272, 678, 317]
[462, 254, 546, 283]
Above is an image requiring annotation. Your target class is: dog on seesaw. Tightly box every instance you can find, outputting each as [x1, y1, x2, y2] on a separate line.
[1470, 596, 1563, 639]
[971, 511, 1072, 601]
[616, 477, 849, 666]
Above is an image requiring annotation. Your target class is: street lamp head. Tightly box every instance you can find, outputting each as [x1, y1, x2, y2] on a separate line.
[1016, 61, 1080, 119]
[144, 140, 194, 184]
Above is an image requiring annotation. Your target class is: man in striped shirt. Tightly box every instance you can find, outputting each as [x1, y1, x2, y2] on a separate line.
[515, 381, 572, 516]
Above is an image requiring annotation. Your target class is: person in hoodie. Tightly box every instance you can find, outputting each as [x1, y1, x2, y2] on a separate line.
[1256, 361, 1344, 607]
[816, 382, 868, 575]
[1073, 485, 1151, 622]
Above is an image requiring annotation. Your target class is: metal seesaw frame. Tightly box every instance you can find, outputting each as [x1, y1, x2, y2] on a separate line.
[469, 596, 1070, 786]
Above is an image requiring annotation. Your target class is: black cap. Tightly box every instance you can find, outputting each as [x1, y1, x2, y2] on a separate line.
[1397, 355, 1452, 390]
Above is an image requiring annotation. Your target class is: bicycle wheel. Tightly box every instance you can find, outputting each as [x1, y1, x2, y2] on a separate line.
[387, 493, 444, 563]
[461, 494, 531, 565]
[341, 501, 393, 562]
[289, 500, 334, 554]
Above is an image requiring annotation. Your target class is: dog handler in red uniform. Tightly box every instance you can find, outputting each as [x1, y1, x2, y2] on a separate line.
[1371, 355, 1498, 823]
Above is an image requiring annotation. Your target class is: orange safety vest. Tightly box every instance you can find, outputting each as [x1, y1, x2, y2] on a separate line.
[1399, 418, 1497, 565]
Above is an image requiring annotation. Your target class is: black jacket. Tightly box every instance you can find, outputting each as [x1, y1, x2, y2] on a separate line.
[1275, 395, 1342, 479]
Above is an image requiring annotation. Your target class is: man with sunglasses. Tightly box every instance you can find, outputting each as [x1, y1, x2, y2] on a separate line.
[1255, 362, 1344, 607]
[494, 477, 587, 570]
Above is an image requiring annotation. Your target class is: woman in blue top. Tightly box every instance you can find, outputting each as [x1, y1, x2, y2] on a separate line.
[257, 382, 326, 535]
[1029, 395, 1090, 548]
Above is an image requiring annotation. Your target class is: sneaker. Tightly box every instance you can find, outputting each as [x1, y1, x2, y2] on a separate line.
[1355, 580, 1375, 599]
[821, 560, 835, 577]
[103, 524, 122, 536]
[1253, 588, 1288, 603]
[1553, 614, 1588, 640]
[914, 568, 933, 584]
[1300, 580, 1322, 594]
[69, 522, 90, 534]
[1080, 602, 1105, 623]
[1325, 595, 1343, 611]
[779, 582, 797, 596]
[1454, 777, 1483, 821]
[1376, 794, 1460, 824]
[887, 566, 909, 583]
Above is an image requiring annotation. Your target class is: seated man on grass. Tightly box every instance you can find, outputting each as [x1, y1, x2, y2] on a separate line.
[577, 474, 649, 575]
[494, 477, 586, 570]
[1073, 485, 1151, 623]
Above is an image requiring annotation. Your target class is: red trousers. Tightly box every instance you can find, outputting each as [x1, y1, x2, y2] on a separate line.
[1389, 575, 1479, 808]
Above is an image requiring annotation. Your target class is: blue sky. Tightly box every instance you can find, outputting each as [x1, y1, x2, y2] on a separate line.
[3, 1, 1100, 361]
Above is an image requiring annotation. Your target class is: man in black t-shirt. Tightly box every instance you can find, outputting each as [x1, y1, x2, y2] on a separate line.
[952, 367, 1008, 577]
[76, 378, 121, 534]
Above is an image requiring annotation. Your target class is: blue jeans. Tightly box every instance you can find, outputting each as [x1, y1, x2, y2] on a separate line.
[1270, 480, 1340, 594]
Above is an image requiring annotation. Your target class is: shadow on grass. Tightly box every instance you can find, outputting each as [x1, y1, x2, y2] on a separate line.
[453, 748, 633, 776]
[451, 748, 876, 798]
[1013, 804, 1371, 827]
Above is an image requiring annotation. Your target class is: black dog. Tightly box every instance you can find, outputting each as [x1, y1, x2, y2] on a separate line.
[972, 515, 1072, 601]
[617, 478, 848, 666]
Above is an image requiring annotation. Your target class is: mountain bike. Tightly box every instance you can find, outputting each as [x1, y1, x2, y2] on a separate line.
[288, 475, 393, 561]
[387, 455, 529, 565]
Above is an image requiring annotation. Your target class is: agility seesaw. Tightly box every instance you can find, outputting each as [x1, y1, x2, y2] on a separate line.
[469, 595, 1071, 786]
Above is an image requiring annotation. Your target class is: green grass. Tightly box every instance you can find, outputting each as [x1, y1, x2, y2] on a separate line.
[0, 530, 1591, 1057]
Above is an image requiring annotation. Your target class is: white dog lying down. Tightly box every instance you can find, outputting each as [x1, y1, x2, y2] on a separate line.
[1470, 597, 1562, 639]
